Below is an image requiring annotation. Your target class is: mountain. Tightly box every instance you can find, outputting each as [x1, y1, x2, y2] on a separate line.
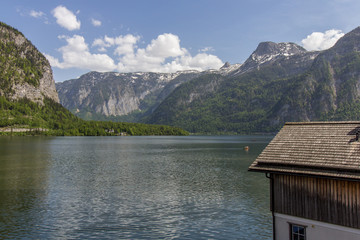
[56, 62, 241, 122]
[145, 27, 360, 133]
[56, 26, 360, 134]
[0, 22, 59, 104]
[269, 26, 360, 125]
[56, 71, 201, 121]
[0, 21, 188, 136]
[232, 41, 310, 75]
[56, 40, 314, 127]
[144, 41, 319, 133]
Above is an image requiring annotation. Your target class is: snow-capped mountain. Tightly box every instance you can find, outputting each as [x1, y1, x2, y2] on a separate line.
[232, 41, 317, 76]
[55, 62, 243, 121]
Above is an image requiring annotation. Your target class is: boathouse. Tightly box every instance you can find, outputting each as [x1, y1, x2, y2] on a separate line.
[249, 122, 360, 240]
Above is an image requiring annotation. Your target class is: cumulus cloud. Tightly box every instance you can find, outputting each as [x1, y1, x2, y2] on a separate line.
[91, 18, 102, 27]
[145, 34, 186, 58]
[92, 34, 140, 55]
[45, 35, 116, 72]
[30, 10, 45, 18]
[301, 29, 345, 51]
[116, 33, 223, 72]
[52, 5, 81, 31]
[46, 33, 223, 73]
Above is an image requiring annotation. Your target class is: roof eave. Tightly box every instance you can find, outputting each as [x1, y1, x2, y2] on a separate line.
[249, 165, 360, 181]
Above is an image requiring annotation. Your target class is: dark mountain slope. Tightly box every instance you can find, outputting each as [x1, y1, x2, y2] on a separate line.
[146, 27, 360, 133]
[270, 37, 360, 125]
[146, 42, 318, 133]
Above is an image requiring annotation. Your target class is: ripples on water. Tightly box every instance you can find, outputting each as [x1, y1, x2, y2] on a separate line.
[0, 136, 272, 239]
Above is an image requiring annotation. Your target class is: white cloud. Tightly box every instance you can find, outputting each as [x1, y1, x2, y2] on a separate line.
[92, 38, 108, 48]
[199, 47, 214, 52]
[47, 33, 223, 73]
[45, 35, 116, 72]
[52, 5, 81, 31]
[145, 34, 186, 58]
[91, 18, 102, 27]
[301, 29, 345, 51]
[115, 33, 223, 72]
[43, 53, 62, 67]
[114, 35, 139, 55]
[30, 10, 45, 18]
[183, 53, 224, 69]
[92, 34, 140, 55]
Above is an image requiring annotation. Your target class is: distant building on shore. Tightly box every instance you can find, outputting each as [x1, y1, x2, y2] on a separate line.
[249, 122, 360, 240]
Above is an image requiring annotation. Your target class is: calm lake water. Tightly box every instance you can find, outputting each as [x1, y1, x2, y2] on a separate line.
[0, 136, 272, 239]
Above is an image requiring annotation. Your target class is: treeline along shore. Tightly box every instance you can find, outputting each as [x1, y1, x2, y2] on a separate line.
[0, 96, 189, 136]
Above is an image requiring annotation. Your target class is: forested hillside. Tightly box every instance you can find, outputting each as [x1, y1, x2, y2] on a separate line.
[0, 96, 188, 136]
[146, 27, 360, 134]
[0, 21, 188, 136]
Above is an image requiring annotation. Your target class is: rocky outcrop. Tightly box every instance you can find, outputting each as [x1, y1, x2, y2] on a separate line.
[145, 26, 360, 133]
[56, 71, 202, 118]
[232, 41, 317, 76]
[56, 63, 246, 120]
[0, 22, 59, 104]
[56, 25, 360, 134]
[10, 64, 59, 103]
[269, 26, 360, 125]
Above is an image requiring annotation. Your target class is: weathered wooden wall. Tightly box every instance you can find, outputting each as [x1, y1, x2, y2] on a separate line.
[273, 174, 360, 229]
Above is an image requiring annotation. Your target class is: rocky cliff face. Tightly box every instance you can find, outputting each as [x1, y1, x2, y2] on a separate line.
[10, 64, 59, 104]
[57, 25, 360, 133]
[269, 26, 360, 125]
[145, 26, 360, 133]
[247, 42, 306, 64]
[0, 22, 59, 104]
[56, 62, 243, 121]
[56, 70, 203, 119]
[232, 41, 317, 76]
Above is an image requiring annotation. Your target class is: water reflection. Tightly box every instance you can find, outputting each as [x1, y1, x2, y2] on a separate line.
[0, 136, 272, 239]
[0, 137, 52, 238]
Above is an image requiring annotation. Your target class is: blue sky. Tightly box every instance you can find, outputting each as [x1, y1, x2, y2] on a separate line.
[1, 0, 360, 82]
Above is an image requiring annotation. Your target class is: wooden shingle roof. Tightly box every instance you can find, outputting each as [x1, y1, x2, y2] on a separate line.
[249, 121, 360, 180]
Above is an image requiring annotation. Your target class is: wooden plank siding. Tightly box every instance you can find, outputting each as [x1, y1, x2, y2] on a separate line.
[273, 174, 360, 229]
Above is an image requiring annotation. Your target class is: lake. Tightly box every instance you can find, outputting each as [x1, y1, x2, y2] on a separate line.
[0, 136, 273, 239]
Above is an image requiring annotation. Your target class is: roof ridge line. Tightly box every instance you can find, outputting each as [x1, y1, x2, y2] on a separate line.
[285, 121, 360, 125]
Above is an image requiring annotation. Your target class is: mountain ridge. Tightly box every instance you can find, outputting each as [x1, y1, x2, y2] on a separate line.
[145, 25, 360, 133]
[56, 70, 204, 121]
[0, 22, 59, 104]
[0, 21, 189, 136]
[56, 25, 360, 134]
